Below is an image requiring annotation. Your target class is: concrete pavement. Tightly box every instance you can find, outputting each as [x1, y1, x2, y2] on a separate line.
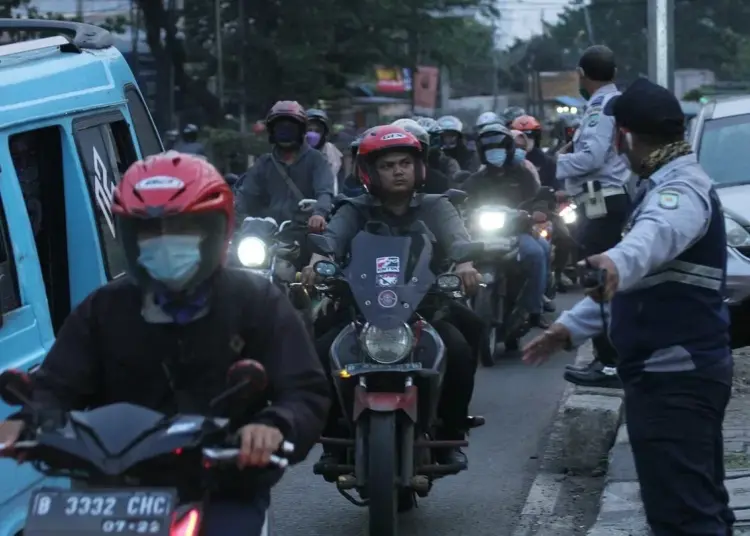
[270, 293, 584, 535]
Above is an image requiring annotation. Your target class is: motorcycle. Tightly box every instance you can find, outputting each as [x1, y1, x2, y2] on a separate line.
[307, 224, 485, 536]
[468, 188, 556, 365]
[0, 360, 293, 536]
[557, 198, 581, 285]
[231, 198, 318, 332]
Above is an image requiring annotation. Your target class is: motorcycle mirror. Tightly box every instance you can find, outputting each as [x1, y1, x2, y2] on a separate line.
[0, 369, 33, 407]
[314, 260, 338, 278]
[445, 188, 468, 207]
[450, 241, 485, 264]
[209, 359, 268, 412]
[307, 234, 335, 256]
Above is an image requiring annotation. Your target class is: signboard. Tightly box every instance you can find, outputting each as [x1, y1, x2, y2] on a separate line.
[375, 66, 412, 93]
[413, 66, 440, 114]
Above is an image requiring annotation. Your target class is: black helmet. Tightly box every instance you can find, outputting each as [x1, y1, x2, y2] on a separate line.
[306, 108, 330, 134]
[476, 123, 515, 167]
[502, 106, 526, 127]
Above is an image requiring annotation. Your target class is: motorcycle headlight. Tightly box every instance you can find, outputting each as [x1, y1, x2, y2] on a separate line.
[476, 210, 506, 231]
[725, 217, 750, 248]
[360, 323, 413, 364]
[236, 236, 267, 267]
[560, 204, 577, 224]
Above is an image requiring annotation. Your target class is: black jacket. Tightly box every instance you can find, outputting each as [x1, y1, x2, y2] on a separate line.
[423, 167, 452, 194]
[462, 164, 542, 211]
[443, 143, 480, 173]
[30, 269, 330, 496]
[429, 151, 461, 179]
[526, 148, 557, 189]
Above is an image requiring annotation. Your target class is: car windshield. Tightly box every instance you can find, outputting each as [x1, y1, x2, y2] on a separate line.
[698, 113, 750, 187]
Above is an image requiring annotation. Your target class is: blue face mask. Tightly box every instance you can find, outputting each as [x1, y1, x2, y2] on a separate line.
[513, 148, 527, 164]
[137, 234, 202, 291]
[485, 148, 507, 167]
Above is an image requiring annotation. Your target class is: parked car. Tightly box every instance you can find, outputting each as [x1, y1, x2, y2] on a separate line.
[689, 95, 750, 347]
[0, 18, 163, 536]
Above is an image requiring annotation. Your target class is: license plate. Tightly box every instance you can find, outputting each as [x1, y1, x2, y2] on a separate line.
[25, 488, 176, 536]
[344, 362, 423, 374]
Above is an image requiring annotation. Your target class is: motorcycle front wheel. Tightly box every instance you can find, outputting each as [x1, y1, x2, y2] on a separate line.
[367, 412, 399, 536]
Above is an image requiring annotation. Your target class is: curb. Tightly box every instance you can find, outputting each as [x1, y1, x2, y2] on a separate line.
[513, 342, 625, 535]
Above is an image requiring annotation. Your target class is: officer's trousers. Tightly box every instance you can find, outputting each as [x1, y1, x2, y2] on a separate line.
[575, 193, 629, 366]
[624, 373, 734, 536]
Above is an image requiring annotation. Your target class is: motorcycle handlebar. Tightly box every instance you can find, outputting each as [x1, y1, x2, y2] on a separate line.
[202, 440, 295, 469]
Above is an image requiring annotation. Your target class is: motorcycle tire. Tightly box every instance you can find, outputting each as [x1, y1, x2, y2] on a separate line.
[367, 412, 399, 536]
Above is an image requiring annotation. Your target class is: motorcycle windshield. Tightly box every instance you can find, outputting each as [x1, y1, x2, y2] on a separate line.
[344, 230, 436, 330]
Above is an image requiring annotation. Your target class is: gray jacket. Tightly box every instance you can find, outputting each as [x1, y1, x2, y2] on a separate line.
[235, 144, 334, 224]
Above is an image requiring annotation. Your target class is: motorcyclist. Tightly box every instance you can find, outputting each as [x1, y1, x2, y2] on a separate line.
[462, 123, 553, 329]
[306, 108, 344, 191]
[548, 113, 581, 156]
[339, 136, 367, 197]
[475, 111, 502, 134]
[510, 129, 542, 185]
[416, 116, 461, 179]
[437, 115, 480, 173]
[392, 118, 451, 194]
[0, 152, 330, 536]
[502, 106, 527, 128]
[164, 129, 179, 151]
[172, 124, 207, 157]
[234, 101, 335, 255]
[301, 125, 481, 467]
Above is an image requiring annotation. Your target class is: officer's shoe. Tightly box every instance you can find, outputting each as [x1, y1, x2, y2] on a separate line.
[529, 313, 550, 329]
[543, 296, 556, 312]
[565, 359, 599, 372]
[564, 364, 622, 389]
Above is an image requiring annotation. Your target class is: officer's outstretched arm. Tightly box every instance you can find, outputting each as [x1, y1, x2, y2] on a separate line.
[556, 297, 608, 346]
[556, 113, 614, 180]
[605, 183, 711, 292]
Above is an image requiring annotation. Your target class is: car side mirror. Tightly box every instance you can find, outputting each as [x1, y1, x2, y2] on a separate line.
[0, 369, 33, 407]
[209, 359, 268, 412]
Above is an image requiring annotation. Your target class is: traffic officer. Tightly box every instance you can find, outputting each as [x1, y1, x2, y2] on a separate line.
[524, 77, 734, 536]
[556, 44, 631, 388]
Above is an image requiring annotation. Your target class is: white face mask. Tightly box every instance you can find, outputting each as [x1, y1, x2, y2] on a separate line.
[527, 139, 536, 151]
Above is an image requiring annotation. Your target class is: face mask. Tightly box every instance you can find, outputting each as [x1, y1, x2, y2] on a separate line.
[442, 134, 458, 149]
[485, 148, 507, 167]
[513, 148, 527, 164]
[137, 234, 202, 291]
[527, 139, 536, 151]
[305, 131, 322, 147]
[273, 123, 300, 145]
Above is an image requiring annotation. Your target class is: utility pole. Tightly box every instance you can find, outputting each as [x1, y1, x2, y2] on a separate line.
[76, 0, 84, 20]
[491, 19, 499, 112]
[582, 5, 596, 45]
[215, 0, 225, 109]
[647, 0, 674, 91]
[238, 0, 247, 133]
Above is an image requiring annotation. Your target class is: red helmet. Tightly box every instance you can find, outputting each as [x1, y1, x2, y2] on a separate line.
[511, 115, 542, 132]
[356, 125, 426, 192]
[112, 152, 234, 292]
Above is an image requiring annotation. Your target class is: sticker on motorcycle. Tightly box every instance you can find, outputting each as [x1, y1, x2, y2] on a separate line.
[376, 256, 400, 273]
[377, 290, 398, 308]
[135, 176, 186, 190]
[377, 274, 398, 287]
[381, 132, 407, 140]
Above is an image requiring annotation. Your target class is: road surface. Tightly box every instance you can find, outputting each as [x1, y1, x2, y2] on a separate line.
[271, 292, 583, 535]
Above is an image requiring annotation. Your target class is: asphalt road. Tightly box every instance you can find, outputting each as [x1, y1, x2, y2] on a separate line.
[271, 291, 583, 536]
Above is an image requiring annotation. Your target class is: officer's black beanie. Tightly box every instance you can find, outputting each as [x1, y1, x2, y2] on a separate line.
[579, 45, 616, 82]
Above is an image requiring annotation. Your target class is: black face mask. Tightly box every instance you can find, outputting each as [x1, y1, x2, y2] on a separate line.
[273, 121, 302, 146]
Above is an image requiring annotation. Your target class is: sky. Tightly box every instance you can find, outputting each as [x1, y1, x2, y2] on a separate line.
[28, 0, 570, 49]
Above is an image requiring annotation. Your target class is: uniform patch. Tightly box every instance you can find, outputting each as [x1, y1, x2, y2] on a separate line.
[377, 290, 398, 308]
[658, 191, 680, 209]
[376, 256, 400, 273]
[377, 274, 398, 287]
[587, 113, 600, 127]
[589, 96, 604, 107]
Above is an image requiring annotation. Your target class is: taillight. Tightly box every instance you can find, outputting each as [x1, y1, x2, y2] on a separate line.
[171, 509, 200, 536]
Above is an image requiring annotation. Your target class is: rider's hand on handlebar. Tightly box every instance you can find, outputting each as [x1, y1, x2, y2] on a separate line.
[307, 215, 327, 233]
[456, 263, 482, 296]
[0, 420, 25, 457]
[238, 424, 284, 469]
[300, 265, 317, 287]
[532, 211, 548, 223]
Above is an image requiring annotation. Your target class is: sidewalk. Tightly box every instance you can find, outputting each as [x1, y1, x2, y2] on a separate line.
[587, 348, 750, 535]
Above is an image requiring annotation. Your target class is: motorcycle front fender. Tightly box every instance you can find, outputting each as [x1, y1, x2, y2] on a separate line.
[352, 384, 418, 423]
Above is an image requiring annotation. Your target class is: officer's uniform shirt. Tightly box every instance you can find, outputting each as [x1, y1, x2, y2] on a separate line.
[556, 84, 631, 195]
[557, 154, 731, 383]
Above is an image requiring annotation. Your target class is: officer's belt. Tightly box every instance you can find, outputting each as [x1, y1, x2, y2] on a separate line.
[573, 186, 626, 204]
[627, 259, 724, 292]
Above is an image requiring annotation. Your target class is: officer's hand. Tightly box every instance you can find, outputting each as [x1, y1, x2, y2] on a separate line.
[0, 420, 25, 457]
[456, 262, 482, 295]
[582, 254, 620, 302]
[300, 265, 317, 288]
[532, 211, 548, 223]
[522, 323, 571, 365]
[558, 142, 572, 155]
[238, 424, 284, 468]
[308, 215, 327, 233]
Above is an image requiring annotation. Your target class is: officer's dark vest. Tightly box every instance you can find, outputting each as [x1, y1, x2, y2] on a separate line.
[609, 186, 731, 382]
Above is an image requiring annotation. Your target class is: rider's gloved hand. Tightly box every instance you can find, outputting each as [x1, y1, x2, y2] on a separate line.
[237, 423, 284, 468]
[307, 215, 327, 233]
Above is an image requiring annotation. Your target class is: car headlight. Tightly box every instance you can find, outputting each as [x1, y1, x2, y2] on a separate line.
[725, 217, 750, 248]
[360, 323, 413, 364]
[236, 236, 267, 267]
[476, 210, 506, 231]
[560, 204, 577, 224]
